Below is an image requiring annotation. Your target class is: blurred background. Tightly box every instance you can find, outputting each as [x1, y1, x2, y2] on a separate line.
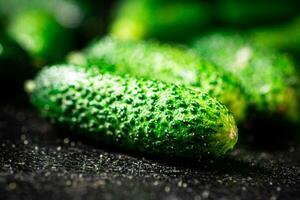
[1, 0, 300, 66]
[1, 0, 300, 92]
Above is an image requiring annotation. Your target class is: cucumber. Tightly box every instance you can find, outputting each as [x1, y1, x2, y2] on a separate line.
[110, 0, 211, 42]
[192, 32, 299, 122]
[26, 64, 238, 158]
[217, 0, 299, 27]
[0, 0, 88, 28]
[68, 37, 247, 122]
[0, 0, 100, 50]
[7, 9, 72, 64]
[250, 16, 300, 56]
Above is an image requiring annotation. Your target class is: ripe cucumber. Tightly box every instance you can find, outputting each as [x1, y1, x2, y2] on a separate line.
[250, 16, 300, 56]
[68, 37, 247, 122]
[27, 64, 238, 158]
[110, 0, 211, 42]
[7, 9, 72, 64]
[217, 0, 299, 27]
[192, 32, 299, 122]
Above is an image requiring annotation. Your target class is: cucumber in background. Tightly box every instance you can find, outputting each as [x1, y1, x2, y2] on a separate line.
[192, 32, 300, 124]
[0, 0, 93, 65]
[110, 0, 211, 42]
[217, 0, 299, 27]
[68, 37, 247, 122]
[8, 9, 72, 65]
[26, 64, 238, 159]
[250, 16, 300, 57]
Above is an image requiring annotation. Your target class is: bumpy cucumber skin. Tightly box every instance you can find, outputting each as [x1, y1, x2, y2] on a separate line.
[110, 0, 210, 42]
[68, 37, 247, 122]
[28, 65, 238, 158]
[0, 33, 33, 83]
[192, 32, 299, 122]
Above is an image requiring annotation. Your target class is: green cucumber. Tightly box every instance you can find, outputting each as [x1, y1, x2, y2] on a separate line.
[250, 16, 300, 56]
[27, 64, 238, 158]
[1, 0, 92, 64]
[110, 0, 211, 42]
[192, 32, 299, 122]
[68, 37, 247, 122]
[217, 0, 299, 27]
[7, 9, 72, 64]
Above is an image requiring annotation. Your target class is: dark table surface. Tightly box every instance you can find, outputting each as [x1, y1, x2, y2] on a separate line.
[1, 97, 300, 200]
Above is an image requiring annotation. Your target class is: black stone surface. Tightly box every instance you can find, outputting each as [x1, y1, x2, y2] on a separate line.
[1, 98, 300, 200]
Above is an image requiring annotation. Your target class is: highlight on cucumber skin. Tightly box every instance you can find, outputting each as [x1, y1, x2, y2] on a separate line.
[67, 37, 248, 123]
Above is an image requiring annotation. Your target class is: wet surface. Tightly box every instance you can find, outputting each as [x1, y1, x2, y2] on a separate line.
[0, 101, 300, 200]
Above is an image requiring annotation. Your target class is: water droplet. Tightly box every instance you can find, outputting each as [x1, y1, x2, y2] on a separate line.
[66, 180, 72, 186]
[153, 181, 159, 186]
[63, 138, 70, 144]
[201, 190, 209, 199]
[164, 186, 171, 193]
[270, 195, 277, 200]
[194, 195, 202, 200]
[8, 182, 17, 190]
[177, 180, 183, 187]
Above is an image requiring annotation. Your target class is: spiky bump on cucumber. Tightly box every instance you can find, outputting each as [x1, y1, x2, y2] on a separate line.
[27, 64, 238, 158]
[68, 37, 247, 122]
[192, 32, 299, 122]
